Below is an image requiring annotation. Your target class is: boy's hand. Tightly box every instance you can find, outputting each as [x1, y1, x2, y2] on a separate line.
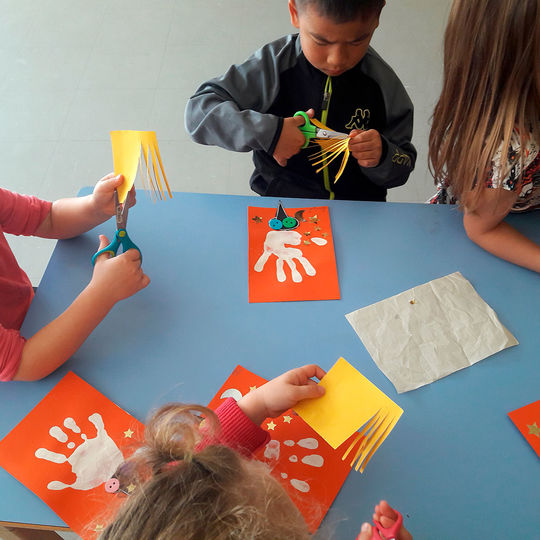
[372, 500, 413, 540]
[349, 129, 383, 168]
[91, 173, 136, 218]
[273, 109, 315, 166]
[89, 235, 150, 305]
[238, 364, 326, 425]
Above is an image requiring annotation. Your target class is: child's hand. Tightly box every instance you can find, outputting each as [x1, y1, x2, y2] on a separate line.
[89, 235, 150, 305]
[273, 109, 315, 166]
[372, 500, 413, 540]
[349, 129, 383, 168]
[238, 364, 326, 425]
[91, 173, 136, 218]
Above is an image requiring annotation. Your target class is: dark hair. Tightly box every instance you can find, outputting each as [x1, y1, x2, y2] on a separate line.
[295, 0, 385, 22]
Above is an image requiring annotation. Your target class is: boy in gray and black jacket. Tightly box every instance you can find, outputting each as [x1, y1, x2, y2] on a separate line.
[185, 0, 416, 201]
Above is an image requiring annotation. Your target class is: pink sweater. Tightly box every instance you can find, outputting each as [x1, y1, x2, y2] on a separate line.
[0, 189, 51, 381]
[209, 397, 270, 456]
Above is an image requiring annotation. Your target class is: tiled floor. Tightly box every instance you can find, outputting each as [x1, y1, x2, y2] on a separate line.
[1, 0, 449, 535]
[2, 0, 451, 285]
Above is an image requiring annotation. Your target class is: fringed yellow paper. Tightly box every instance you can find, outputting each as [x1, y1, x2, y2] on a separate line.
[294, 357, 403, 473]
[308, 118, 350, 184]
[110, 130, 172, 203]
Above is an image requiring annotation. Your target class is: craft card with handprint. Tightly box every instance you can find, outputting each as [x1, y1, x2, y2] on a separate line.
[208, 365, 354, 532]
[248, 204, 340, 303]
[0, 372, 143, 539]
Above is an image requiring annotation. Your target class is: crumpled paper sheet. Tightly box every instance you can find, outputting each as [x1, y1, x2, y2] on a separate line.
[345, 272, 518, 393]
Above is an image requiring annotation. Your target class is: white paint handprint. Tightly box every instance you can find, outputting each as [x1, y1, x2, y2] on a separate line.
[35, 413, 124, 491]
[254, 230, 328, 283]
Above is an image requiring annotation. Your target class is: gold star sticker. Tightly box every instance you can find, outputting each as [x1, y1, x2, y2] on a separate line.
[283, 415, 292, 423]
[127, 483, 137, 493]
[303, 239, 311, 245]
[315, 226, 321, 231]
[267, 421, 276, 430]
[321, 232, 328, 237]
[304, 231, 311, 236]
[124, 428, 134, 438]
[309, 215, 319, 223]
[527, 422, 540, 437]
[94, 524, 104, 532]
[249, 385, 257, 392]
[252, 216, 263, 223]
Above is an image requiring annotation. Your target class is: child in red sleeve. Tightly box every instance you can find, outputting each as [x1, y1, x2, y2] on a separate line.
[99, 365, 412, 540]
[0, 173, 149, 381]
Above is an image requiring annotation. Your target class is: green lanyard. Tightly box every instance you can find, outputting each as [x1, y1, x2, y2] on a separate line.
[321, 76, 335, 200]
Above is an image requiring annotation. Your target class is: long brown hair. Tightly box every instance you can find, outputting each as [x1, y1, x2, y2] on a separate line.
[429, 0, 540, 210]
[98, 404, 311, 540]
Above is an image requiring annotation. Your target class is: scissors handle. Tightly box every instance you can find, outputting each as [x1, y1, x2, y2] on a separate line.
[294, 111, 316, 148]
[370, 510, 403, 540]
[91, 229, 142, 265]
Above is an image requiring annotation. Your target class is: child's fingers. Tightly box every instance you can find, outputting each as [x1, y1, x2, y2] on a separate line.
[293, 380, 325, 402]
[295, 364, 326, 381]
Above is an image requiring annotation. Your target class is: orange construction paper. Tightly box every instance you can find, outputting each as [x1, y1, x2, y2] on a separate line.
[0, 373, 144, 539]
[248, 205, 340, 303]
[208, 365, 355, 532]
[508, 400, 540, 457]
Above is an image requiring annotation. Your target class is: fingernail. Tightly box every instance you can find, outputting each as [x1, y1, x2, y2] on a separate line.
[361, 522, 371, 532]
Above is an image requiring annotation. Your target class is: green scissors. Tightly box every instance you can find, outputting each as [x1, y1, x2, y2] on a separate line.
[294, 110, 348, 148]
[92, 189, 142, 265]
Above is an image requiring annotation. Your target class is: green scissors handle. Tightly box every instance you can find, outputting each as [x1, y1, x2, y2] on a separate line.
[294, 111, 317, 148]
[91, 229, 142, 265]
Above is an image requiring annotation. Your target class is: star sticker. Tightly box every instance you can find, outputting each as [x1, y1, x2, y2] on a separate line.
[304, 231, 311, 236]
[249, 385, 257, 392]
[124, 428, 134, 438]
[309, 215, 319, 223]
[283, 415, 292, 423]
[252, 216, 263, 223]
[126, 483, 137, 493]
[321, 232, 328, 237]
[527, 422, 540, 437]
[267, 421, 276, 430]
[303, 239, 311, 245]
[315, 226, 321, 231]
[94, 524, 104, 532]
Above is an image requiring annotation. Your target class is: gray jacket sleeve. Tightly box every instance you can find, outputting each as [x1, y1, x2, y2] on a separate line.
[185, 36, 298, 154]
[358, 48, 417, 188]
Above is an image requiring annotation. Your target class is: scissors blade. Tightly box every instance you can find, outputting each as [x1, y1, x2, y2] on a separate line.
[115, 189, 130, 230]
[315, 128, 348, 140]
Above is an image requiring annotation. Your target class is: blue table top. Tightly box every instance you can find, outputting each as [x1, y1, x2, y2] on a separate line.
[1, 190, 538, 538]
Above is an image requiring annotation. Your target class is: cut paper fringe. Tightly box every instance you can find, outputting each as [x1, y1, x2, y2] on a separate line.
[111, 130, 172, 204]
[308, 118, 350, 184]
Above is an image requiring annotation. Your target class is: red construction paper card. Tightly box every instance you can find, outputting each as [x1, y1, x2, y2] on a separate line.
[508, 400, 540, 457]
[208, 365, 354, 532]
[248, 205, 340, 303]
[0, 372, 144, 538]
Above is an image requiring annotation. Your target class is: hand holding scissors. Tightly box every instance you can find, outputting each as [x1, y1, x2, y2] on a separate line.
[92, 189, 141, 265]
[294, 110, 348, 148]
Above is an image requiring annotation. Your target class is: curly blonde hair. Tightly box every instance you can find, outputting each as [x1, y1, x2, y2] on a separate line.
[98, 404, 311, 540]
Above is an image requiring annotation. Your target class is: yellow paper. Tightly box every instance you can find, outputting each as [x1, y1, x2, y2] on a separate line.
[294, 357, 403, 451]
[110, 130, 172, 203]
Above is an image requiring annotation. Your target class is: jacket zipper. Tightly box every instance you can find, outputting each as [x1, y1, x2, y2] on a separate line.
[321, 76, 335, 200]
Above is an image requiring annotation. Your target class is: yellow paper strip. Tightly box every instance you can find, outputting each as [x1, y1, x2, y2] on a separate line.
[110, 130, 172, 203]
[294, 358, 403, 452]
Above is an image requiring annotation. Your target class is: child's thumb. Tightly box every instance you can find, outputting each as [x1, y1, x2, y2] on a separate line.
[297, 382, 325, 402]
[93, 235, 113, 265]
[356, 522, 372, 540]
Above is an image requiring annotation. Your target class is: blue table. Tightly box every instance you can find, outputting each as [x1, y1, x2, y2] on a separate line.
[1, 191, 538, 538]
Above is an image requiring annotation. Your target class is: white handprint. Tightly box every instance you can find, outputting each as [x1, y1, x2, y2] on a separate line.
[35, 413, 124, 491]
[254, 230, 328, 283]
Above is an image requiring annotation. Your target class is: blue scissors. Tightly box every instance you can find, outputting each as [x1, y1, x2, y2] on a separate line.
[92, 189, 141, 265]
[294, 110, 348, 148]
